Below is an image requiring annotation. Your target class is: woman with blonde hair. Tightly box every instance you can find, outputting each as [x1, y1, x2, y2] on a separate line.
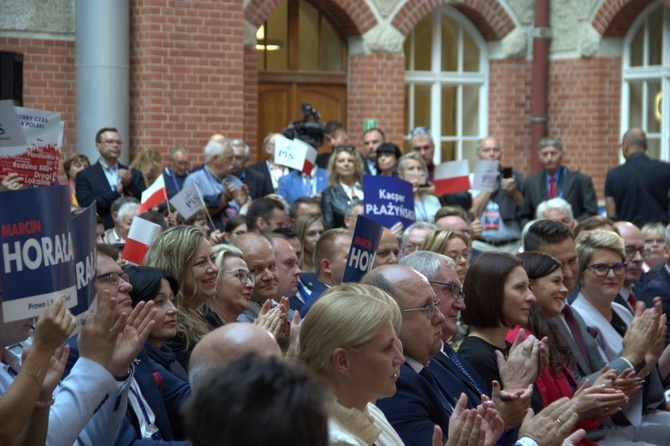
[300, 283, 405, 445]
[321, 147, 365, 229]
[420, 229, 471, 282]
[130, 147, 163, 187]
[205, 244, 254, 327]
[641, 222, 666, 269]
[294, 214, 327, 273]
[143, 225, 218, 370]
[397, 152, 441, 223]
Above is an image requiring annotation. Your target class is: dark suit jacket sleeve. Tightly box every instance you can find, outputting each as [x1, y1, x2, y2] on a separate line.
[639, 268, 670, 345]
[519, 173, 541, 225]
[126, 169, 147, 199]
[76, 166, 121, 214]
[376, 366, 448, 446]
[573, 173, 598, 221]
[320, 186, 340, 229]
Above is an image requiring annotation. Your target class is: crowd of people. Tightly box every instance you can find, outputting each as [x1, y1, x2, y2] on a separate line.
[1, 122, 670, 446]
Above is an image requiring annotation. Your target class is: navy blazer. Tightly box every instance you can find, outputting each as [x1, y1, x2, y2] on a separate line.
[241, 167, 273, 199]
[432, 345, 485, 407]
[321, 184, 352, 229]
[376, 362, 453, 445]
[76, 161, 146, 229]
[277, 168, 328, 203]
[299, 280, 330, 317]
[520, 168, 597, 224]
[247, 160, 275, 191]
[640, 265, 670, 345]
[64, 337, 190, 445]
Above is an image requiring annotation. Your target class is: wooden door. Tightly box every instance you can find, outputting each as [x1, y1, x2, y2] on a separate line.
[257, 77, 346, 161]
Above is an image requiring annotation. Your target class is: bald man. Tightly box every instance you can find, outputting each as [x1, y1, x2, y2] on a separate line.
[188, 323, 281, 388]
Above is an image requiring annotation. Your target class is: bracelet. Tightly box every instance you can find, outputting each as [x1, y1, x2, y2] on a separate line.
[35, 397, 55, 408]
[19, 359, 46, 384]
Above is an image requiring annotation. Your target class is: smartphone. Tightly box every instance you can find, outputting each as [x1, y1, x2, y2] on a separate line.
[501, 167, 513, 179]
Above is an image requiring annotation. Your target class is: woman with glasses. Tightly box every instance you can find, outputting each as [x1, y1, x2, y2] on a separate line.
[375, 142, 402, 177]
[397, 152, 441, 224]
[124, 265, 188, 381]
[509, 252, 626, 445]
[299, 283, 406, 445]
[419, 229, 472, 283]
[321, 146, 365, 229]
[206, 245, 255, 328]
[458, 252, 538, 443]
[144, 225, 219, 370]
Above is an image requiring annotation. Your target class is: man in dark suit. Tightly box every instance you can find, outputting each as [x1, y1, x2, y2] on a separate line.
[360, 128, 385, 175]
[76, 127, 146, 229]
[605, 128, 670, 227]
[248, 133, 288, 192]
[299, 228, 352, 316]
[520, 136, 597, 225]
[230, 139, 273, 199]
[639, 225, 670, 345]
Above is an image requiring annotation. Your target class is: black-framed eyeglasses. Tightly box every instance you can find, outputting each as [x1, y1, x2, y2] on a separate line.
[584, 263, 628, 277]
[400, 299, 440, 319]
[222, 269, 255, 285]
[96, 271, 129, 286]
[429, 281, 464, 301]
[624, 247, 650, 260]
[335, 145, 356, 153]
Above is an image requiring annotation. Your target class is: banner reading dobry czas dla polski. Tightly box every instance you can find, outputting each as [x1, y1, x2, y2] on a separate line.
[0, 184, 77, 322]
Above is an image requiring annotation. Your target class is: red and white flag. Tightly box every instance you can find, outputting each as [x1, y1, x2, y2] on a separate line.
[139, 173, 167, 213]
[273, 134, 318, 175]
[122, 217, 162, 265]
[169, 181, 205, 220]
[434, 160, 471, 195]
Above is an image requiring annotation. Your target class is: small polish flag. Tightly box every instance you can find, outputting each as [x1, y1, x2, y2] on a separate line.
[122, 217, 162, 265]
[434, 160, 471, 195]
[139, 173, 167, 213]
[302, 141, 318, 176]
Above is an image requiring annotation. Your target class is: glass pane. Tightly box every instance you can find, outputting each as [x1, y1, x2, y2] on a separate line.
[647, 137, 660, 159]
[414, 85, 432, 130]
[414, 15, 432, 71]
[462, 85, 480, 136]
[462, 140, 479, 168]
[647, 13, 662, 66]
[441, 141, 456, 162]
[441, 14, 458, 72]
[462, 27, 480, 72]
[320, 18, 343, 71]
[628, 82, 643, 128]
[441, 85, 457, 136]
[629, 24, 644, 67]
[261, 2, 288, 70]
[299, 0, 319, 71]
[404, 35, 412, 71]
[647, 81, 661, 133]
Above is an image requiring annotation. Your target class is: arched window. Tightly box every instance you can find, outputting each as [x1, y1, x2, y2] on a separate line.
[622, 1, 668, 160]
[404, 5, 488, 165]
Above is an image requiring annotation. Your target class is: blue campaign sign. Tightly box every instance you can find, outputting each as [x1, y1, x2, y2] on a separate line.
[0, 184, 77, 322]
[342, 215, 383, 283]
[363, 174, 415, 229]
[70, 203, 97, 330]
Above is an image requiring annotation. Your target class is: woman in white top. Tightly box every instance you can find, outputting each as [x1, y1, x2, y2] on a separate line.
[299, 283, 405, 446]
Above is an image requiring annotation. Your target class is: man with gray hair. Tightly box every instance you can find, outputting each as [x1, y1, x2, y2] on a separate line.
[184, 138, 249, 229]
[229, 138, 273, 199]
[521, 136, 597, 225]
[103, 201, 140, 244]
[535, 197, 576, 232]
[164, 144, 191, 198]
[399, 221, 437, 258]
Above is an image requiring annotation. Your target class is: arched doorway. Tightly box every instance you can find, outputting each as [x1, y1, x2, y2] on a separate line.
[256, 0, 347, 157]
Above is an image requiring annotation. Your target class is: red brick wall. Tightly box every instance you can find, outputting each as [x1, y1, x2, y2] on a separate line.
[488, 58, 533, 176]
[0, 37, 77, 181]
[129, 0, 246, 166]
[244, 47, 259, 157]
[546, 58, 622, 201]
[347, 54, 405, 149]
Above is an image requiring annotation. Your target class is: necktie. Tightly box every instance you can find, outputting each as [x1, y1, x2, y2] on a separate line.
[627, 291, 636, 309]
[443, 344, 484, 396]
[562, 306, 592, 371]
[419, 367, 453, 415]
[549, 175, 557, 198]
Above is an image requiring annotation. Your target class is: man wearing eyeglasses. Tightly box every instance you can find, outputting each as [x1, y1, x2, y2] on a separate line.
[76, 127, 147, 229]
[614, 222, 650, 313]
